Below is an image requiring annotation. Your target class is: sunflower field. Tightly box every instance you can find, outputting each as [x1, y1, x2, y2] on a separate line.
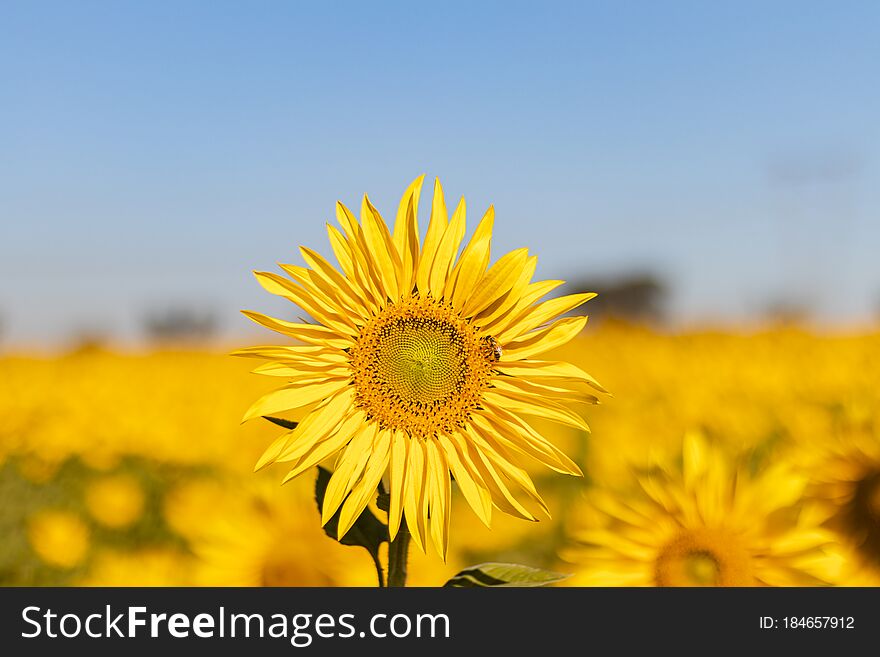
[2, 322, 879, 587]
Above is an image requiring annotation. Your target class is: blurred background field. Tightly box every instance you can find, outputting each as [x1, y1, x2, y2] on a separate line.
[2, 320, 879, 586]
[2, 1, 880, 586]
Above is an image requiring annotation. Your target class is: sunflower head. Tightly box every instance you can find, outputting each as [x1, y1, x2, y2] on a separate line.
[797, 432, 880, 575]
[563, 432, 844, 586]
[236, 176, 607, 557]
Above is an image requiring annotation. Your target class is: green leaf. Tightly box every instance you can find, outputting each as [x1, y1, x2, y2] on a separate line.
[314, 466, 387, 556]
[443, 563, 570, 588]
[263, 416, 298, 430]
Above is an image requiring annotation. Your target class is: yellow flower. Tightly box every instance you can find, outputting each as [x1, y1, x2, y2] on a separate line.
[237, 177, 605, 557]
[27, 509, 90, 569]
[79, 548, 193, 586]
[795, 430, 880, 582]
[84, 472, 146, 529]
[188, 478, 376, 586]
[563, 433, 843, 586]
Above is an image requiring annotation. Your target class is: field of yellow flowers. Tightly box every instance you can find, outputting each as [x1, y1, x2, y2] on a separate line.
[1, 323, 879, 586]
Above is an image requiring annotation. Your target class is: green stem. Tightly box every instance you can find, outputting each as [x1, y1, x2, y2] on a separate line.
[387, 523, 411, 587]
[371, 551, 386, 588]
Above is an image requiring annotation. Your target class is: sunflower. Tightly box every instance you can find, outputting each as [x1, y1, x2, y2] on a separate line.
[794, 429, 880, 582]
[187, 479, 378, 586]
[562, 432, 843, 586]
[236, 176, 605, 557]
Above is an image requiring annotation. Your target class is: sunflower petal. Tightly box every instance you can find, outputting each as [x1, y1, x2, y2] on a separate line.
[500, 315, 588, 360]
[428, 196, 466, 299]
[280, 410, 366, 482]
[463, 248, 530, 317]
[448, 205, 494, 307]
[321, 424, 377, 525]
[388, 431, 409, 541]
[241, 379, 350, 423]
[337, 428, 391, 539]
[494, 359, 609, 394]
[425, 439, 452, 560]
[416, 178, 449, 294]
[274, 392, 358, 462]
[483, 388, 590, 432]
[393, 175, 425, 293]
[253, 270, 358, 334]
[496, 292, 596, 342]
[403, 438, 428, 552]
[361, 195, 402, 300]
[437, 434, 492, 526]
[241, 311, 353, 349]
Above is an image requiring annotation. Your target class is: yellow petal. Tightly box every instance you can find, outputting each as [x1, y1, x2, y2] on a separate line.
[478, 277, 563, 334]
[326, 224, 355, 279]
[425, 438, 451, 560]
[254, 394, 354, 470]
[336, 428, 391, 539]
[361, 195, 402, 300]
[253, 270, 358, 335]
[280, 411, 368, 482]
[388, 431, 408, 541]
[483, 388, 590, 432]
[495, 292, 596, 342]
[437, 433, 492, 526]
[494, 359, 609, 394]
[403, 438, 428, 553]
[274, 391, 357, 462]
[472, 255, 537, 327]
[462, 248, 529, 317]
[241, 310, 353, 349]
[415, 178, 448, 294]
[393, 175, 425, 293]
[456, 430, 536, 521]
[500, 315, 588, 360]
[447, 205, 494, 308]
[471, 407, 582, 476]
[491, 376, 600, 405]
[428, 196, 466, 299]
[241, 378, 350, 423]
[321, 424, 377, 525]
[297, 246, 373, 318]
[335, 202, 385, 304]
[464, 427, 550, 517]
[251, 364, 349, 382]
[230, 344, 346, 363]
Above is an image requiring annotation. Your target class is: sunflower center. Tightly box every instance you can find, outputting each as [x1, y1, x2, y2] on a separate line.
[349, 295, 495, 436]
[655, 527, 752, 586]
[842, 469, 880, 564]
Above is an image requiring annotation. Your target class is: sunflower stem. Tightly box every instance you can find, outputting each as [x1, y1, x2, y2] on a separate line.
[371, 551, 386, 588]
[387, 524, 410, 587]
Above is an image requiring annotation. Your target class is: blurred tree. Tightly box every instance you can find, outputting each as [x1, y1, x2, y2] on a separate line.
[142, 308, 217, 345]
[760, 300, 811, 326]
[565, 273, 668, 325]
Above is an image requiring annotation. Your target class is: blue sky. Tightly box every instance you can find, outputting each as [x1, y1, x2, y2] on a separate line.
[1, 1, 878, 344]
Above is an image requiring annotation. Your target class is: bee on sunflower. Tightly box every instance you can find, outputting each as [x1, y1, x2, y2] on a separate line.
[236, 176, 605, 583]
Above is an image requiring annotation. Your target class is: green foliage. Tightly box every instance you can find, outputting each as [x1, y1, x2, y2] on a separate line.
[262, 416, 298, 430]
[313, 466, 387, 558]
[444, 562, 569, 587]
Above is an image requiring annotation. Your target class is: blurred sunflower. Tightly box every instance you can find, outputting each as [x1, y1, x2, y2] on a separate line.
[187, 479, 377, 586]
[79, 548, 193, 586]
[27, 509, 90, 570]
[237, 177, 606, 557]
[795, 429, 880, 582]
[84, 472, 146, 529]
[563, 433, 842, 586]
